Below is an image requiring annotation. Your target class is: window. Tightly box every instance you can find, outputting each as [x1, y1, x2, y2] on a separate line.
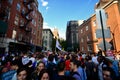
[20, 19, 24, 26]
[33, 3, 38, 9]
[24, 0, 27, 2]
[81, 38, 83, 43]
[18, 34, 23, 41]
[5, 7, 10, 21]
[22, 8, 25, 14]
[87, 36, 90, 41]
[93, 20, 96, 26]
[87, 45, 92, 51]
[81, 29, 83, 33]
[105, 12, 108, 19]
[8, 10, 10, 20]
[27, 5, 31, 10]
[32, 11, 35, 16]
[8, 0, 13, 4]
[16, 2, 21, 11]
[86, 26, 88, 31]
[34, 21, 36, 26]
[82, 47, 84, 51]
[12, 30, 16, 39]
[32, 19, 36, 26]
[14, 14, 19, 25]
[32, 19, 35, 25]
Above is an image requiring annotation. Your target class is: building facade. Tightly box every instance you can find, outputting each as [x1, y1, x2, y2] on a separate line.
[0, 0, 43, 53]
[53, 28, 59, 39]
[66, 20, 83, 51]
[35, 11, 43, 52]
[42, 29, 53, 51]
[78, 0, 120, 53]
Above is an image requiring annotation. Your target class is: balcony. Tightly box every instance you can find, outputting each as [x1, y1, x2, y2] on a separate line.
[22, 36, 31, 43]
[21, 13, 32, 22]
[26, 16, 32, 22]
[19, 25, 24, 28]
[25, 9, 33, 16]
[25, 27, 32, 32]
[87, 39, 98, 44]
[21, 11, 26, 18]
[23, 0, 35, 5]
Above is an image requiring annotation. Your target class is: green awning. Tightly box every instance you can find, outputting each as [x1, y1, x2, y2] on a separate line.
[0, 20, 8, 34]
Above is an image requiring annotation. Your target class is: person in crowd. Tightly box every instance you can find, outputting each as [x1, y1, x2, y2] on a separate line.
[21, 52, 30, 66]
[16, 68, 28, 80]
[97, 56, 104, 80]
[0, 60, 18, 80]
[91, 52, 99, 65]
[70, 59, 82, 80]
[30, 61, 45, 80]
[11, 60, 19, 80]
[10, 60, 19, 70]
[56, 61, 66, 80]
[77, 60, 87, 80]
[85, 55, 97, 80]
[103, 67, 116, 80]
[111, 59, 119, 79]
[55, 59, 76, 80]
[46, 54, 57, 80]
[78, 53, 83, 61]
[98, 48, 103, 56]
[37, 53, 44, 63]
[29, 54, 36, 64]
[105, 57, 119, 80]
[25, 60, 35, 79]
[65, 54, 71, 76]
[38, 69, 49, 80]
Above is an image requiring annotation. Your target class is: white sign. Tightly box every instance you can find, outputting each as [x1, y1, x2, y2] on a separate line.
[98, 40, 112, 51]
[96, 9, 107, 29]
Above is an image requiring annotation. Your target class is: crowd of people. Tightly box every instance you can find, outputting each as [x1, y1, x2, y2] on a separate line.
[0, 50, 120, 80]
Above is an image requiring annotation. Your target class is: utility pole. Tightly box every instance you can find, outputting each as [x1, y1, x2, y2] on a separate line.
[99, 10, 106, 51]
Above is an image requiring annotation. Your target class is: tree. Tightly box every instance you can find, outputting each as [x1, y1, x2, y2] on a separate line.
[59, 39, 67, 51]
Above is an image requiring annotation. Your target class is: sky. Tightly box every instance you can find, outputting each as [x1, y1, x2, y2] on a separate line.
[38, 0, 99, 39]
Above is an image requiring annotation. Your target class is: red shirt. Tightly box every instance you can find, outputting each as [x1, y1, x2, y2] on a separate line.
[65, 60, 70, 70]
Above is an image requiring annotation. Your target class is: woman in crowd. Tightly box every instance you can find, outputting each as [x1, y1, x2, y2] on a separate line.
[17, 68, 28, 80]
[30, 61, 45, 80]
[38, 69, 49, 80]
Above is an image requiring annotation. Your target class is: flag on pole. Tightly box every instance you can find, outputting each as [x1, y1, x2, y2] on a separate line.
[56, 39, 62, 50]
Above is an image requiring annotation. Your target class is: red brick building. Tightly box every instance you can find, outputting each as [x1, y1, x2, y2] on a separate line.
[0, 0, 43, 53]
[78, 0, 120, 53]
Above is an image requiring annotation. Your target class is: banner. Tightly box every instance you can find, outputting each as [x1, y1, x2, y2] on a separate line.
[56, 39, 62, 50]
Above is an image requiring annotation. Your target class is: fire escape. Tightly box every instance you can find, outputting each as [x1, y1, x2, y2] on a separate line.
[0, 0, 11, 22]
[19, 0, 35, 43]
[0, 0, 11, 37]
